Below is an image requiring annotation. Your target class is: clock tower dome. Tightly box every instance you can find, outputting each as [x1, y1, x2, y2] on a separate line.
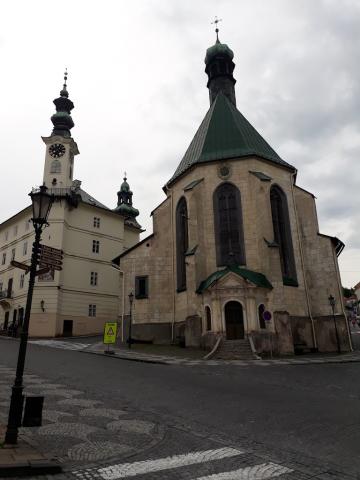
[42, 70, 79, 189]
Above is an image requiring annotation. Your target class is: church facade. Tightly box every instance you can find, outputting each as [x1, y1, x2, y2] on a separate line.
[0, 76, 141, 338]
[114, 36, 351, 355]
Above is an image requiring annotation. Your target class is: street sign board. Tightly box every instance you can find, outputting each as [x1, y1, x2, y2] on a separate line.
[35, 267, 51, 277]
[263, 311, 272, 322]
[10, 260, 30, 273]
[39, 244, 63, 256]
[103, 322, 118, 345]
[39, 255, 63, 265]
[39, 263, 62, 271]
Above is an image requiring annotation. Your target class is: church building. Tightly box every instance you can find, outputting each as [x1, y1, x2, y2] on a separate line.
[0, 74, 141, 338]
[114, 32, 351, 356]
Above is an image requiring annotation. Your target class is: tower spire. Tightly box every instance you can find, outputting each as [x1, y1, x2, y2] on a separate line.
[211, 16, 222, 43]
[51, 69, 75, 137]
[205, 20, 236, 106]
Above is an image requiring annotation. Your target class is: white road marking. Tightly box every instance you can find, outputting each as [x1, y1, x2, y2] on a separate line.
[194, 462, 293, 479]
[97, 447, 243, 480]
[28, 340, 90, 351]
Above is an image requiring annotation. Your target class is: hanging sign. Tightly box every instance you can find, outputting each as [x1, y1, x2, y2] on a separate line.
[103, 322, 118, 344]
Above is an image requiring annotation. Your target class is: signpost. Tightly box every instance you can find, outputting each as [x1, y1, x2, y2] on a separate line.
[10, 260, 30, 274]
[263, 311, 273, 359]
[38, 245, 63, 271]
[103, 322, 118, 355]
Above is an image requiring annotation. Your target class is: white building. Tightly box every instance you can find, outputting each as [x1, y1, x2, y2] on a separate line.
[0, 75, 141, 337]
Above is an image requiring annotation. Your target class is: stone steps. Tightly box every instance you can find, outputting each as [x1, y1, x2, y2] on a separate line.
[214, 339, 255, 360]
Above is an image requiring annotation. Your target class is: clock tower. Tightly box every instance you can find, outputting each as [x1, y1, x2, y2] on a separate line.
[42, 71, 79, 189]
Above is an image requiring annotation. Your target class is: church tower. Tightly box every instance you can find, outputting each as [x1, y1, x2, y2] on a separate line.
[42, 70, 79, 189]
[204, 21, 236, 106]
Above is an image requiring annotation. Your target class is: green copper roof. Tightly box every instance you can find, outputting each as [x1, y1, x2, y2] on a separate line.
[196, 266, 273, 293]
[168, 93, 294, 186]
[205, 41, 234, 64]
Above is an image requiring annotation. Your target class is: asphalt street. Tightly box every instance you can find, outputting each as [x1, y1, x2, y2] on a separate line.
[0, 337, 360, 479]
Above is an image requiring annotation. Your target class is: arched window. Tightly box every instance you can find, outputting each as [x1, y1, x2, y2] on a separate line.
[213, 183, 246, 267]
[270, 185, 297, 285]
[258, 304, 266, 329]
[205, 306, 212, 331]
[50, 159, 61, 174]
[176, 197, 188, 291]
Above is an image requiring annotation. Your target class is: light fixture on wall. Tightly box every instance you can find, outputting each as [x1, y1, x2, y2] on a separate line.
[40, 300, 45, 312]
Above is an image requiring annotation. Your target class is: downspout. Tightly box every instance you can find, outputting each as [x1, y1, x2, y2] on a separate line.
[290, 172, 317, 349]
[169, 188, 176, 343]
[331, 246, 353, 351]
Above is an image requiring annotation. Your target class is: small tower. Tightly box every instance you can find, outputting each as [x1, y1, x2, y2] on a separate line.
[42, 70, 79, 189]
[114, 175, 141, 228]
[205, 19, 236, 106]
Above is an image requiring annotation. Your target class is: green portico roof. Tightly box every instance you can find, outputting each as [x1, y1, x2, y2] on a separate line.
[196, 266, 273, 294]
[167, 93, 294, 186]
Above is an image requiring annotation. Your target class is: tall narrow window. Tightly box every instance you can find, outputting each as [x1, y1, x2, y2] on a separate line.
[205, 306, 212, 331]
[11, 248, 15, 261]
[25, 220, 30, 231]
[90, 272, 98, 286]
[88, 304, 97, 317]
[92, 240, 100, 253]
[135, 276, 149, 299]
[213, 183, 246, 266]
[23, 242, 28, 256]
[93, 217, 100, 228]
[258, 304, 266, 329]
[2, 253, 6, 265]
[270, 185, 297, 285]
[20, 274, 25, 289]
[176, 197, 188, 291]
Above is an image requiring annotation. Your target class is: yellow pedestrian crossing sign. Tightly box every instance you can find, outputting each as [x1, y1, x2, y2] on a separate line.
[103, 322, 118, 344]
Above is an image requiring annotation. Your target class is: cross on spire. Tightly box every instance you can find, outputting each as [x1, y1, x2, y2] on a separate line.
[124, 171, 127, 180]
[211, 16, 222, 43]
[60, 68, 69, 98]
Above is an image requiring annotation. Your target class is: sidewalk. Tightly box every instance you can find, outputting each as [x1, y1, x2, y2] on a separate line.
[0, 425, 62, 477]
[83, 341, 360, 366]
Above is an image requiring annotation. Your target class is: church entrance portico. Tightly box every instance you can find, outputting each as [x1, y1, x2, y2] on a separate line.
[224, 300, 244, 339]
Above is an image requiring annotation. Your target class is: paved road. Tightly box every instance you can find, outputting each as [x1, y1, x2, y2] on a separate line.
[0, 337, 360, 479]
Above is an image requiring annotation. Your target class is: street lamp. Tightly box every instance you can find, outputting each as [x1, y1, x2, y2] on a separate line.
[5, 185, 53, 445]
[328, 294, 341, 354]
[128, 292, 134, 349]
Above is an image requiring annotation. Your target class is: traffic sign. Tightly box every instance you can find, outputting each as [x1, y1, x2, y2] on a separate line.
[39, 255, 63, 265]
[263, 311, 272, 322]
[10, 260, 30, 273]
[103, 322, 117, 345]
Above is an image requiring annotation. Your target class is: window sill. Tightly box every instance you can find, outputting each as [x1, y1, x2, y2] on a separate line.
[283, 277, 299, 287]
[135, 295, 148, 300]
[177, 287, 187, 293]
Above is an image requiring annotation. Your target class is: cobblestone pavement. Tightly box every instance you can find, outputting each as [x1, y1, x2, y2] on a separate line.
[27, 338, 360, 367]
[1, 363, 358, 480]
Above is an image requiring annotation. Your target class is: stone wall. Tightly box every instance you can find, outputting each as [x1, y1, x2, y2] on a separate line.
[313, 315, 351, 352]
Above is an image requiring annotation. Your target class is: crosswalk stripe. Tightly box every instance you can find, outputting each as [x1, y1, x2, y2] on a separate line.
[28, 340, 90, 350]
[194, 462, 293, 479]
[97, 448, 243, 480]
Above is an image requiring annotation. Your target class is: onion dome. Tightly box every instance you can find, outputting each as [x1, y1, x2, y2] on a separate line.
[51, 69, 75, 137]
[114, 175, 140, 220]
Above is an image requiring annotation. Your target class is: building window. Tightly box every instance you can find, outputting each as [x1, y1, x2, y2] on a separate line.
[176, 197, 188, 291]
[4, 231, 8, 241]
[20, 274, 25, 289]
[270, 185, 297, 285]
[23, 242, 28, 256]
[25, 220, 30, 231]
[88, 304, 96, 317]
[11, 249, 15, 261]
[205, 306, 212, 331]
[0, 282, 3, 292]
[93, 217, 100, 228]
[90, 271, 98, 286]
[135, 276, 148, 299]
[50, 159, 61, 173]
[1, 253, 6, 265]
[92, 240, 100, 253]
[13, 226, 18, 237]
[258, 304, 266, 329]
[213, 182, 246, 267]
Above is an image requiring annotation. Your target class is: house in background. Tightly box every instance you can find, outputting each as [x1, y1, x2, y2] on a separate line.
[0, 77, 141, 337]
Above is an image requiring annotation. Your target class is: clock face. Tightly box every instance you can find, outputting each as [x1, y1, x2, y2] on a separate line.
[49, 143, 66, 158]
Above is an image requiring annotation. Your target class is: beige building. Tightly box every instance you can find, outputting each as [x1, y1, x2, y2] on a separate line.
[0, 77, 141, 337]
[114, 36, 351, 355]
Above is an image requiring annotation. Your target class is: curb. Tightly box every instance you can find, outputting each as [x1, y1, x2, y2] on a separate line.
[81, 349, 170, 365]
[0, 461, 62, 478]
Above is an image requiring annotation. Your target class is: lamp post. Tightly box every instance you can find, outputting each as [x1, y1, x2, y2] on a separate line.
[128, 292, 134, 349]
[5, 185, 53, 445]
[328, 294, 341, 354]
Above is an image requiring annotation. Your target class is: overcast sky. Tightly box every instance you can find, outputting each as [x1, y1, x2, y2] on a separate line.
[1, 0, 359, 288]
